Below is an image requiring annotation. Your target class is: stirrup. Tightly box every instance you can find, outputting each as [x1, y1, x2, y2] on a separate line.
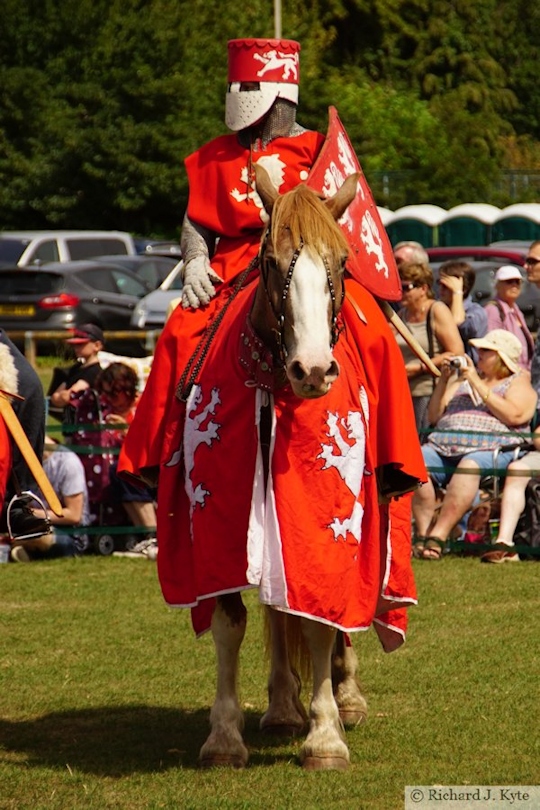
[6, 491, 51, 543]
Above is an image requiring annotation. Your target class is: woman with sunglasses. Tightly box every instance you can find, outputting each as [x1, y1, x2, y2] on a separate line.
[484, 265, 533, 371]
[394, 261, 464, 441]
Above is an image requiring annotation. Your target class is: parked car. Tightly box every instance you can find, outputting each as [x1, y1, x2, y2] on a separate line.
[133, 237, 182, 256]
[130, 261, 184, 329]
[0, 261, 150, 336]
[427, 245, 528, 266]
[0, 230, 136, 267]
[91, 254, 181, 291]
[427, 247, 540, 332]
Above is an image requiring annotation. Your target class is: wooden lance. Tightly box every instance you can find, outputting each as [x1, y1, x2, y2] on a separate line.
[377, 300, 441, 378]
[0, 389, 63, 516]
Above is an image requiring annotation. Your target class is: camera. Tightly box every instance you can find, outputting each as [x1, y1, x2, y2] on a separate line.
[449, 356, 468, 370]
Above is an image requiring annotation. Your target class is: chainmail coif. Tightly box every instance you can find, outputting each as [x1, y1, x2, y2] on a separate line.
[238, 98, 306, 150]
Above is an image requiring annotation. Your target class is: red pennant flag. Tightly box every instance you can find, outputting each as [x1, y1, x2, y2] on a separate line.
[307, 106, 401, 301]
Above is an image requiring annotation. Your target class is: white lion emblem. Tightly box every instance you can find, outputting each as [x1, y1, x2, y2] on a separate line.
[253, 50, 299, 80]
[360, 211, 389, 278]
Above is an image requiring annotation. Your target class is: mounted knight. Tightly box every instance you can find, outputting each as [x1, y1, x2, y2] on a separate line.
[118, 37, 426, 770]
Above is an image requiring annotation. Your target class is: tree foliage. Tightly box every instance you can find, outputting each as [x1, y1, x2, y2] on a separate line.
[0, 0, 538, 232]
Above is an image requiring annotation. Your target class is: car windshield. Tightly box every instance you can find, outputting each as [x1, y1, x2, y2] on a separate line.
[0, 239, 28, 263]
[0, 271, 63, 294]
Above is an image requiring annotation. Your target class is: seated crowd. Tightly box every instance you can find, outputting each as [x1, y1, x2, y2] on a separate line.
[395, 241, 540, 563]
[1, 325, 157, 563]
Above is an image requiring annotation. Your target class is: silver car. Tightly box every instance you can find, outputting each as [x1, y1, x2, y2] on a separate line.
[130, 260, 184, 329]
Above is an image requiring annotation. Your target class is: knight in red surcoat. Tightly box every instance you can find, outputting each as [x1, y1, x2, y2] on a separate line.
[119, 38, 426, 649]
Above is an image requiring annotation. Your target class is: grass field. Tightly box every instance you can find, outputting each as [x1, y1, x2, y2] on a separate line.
[1, 555, 539, 809]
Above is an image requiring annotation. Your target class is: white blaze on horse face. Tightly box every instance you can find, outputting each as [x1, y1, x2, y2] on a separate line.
[286, 246, 339, 395]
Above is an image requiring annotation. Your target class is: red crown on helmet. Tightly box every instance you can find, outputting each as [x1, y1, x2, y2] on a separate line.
[227, 38, 300, 85]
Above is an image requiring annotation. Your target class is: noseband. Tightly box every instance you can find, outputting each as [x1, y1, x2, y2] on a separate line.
[259, 230, 344, 364]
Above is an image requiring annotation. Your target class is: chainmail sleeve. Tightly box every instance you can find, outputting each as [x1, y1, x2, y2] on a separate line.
[180, 213, 216, 266]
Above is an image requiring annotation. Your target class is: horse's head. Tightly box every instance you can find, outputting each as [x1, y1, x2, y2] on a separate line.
[253, 164, 358, 399]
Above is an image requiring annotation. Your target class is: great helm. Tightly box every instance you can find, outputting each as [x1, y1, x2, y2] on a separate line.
[225, 38, 300, 132]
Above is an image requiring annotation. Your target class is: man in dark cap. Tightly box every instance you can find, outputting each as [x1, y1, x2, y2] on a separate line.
[48, 324, 104, 418]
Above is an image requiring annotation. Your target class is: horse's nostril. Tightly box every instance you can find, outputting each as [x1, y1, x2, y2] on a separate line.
[291, 361, 306, 381]
[327, 360, 339, 379]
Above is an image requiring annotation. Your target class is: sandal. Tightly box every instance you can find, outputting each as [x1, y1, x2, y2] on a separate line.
[412, 535, 426, 558]
[421, 536, 446, 560]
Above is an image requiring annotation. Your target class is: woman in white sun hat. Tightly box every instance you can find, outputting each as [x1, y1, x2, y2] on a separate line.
[412, 329, 537, 559]
[484, 265, 534, 371]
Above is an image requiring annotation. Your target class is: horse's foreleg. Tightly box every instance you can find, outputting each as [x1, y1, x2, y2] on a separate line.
[199, 593, 249, 768]
[332, 631, 368, 727]
[299, 619, 349, 771]
[260, 608, 308, 736]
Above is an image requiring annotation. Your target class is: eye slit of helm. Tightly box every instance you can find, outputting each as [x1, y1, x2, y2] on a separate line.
[239, 82, 260, 92]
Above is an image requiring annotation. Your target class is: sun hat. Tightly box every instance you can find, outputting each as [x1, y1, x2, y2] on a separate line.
[65, 323, 104, 344]
[495, 265, 523, 282]
[469, 329, 522, 373]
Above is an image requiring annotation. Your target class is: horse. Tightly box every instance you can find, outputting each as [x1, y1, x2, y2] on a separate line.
[198, 165, 369, 771]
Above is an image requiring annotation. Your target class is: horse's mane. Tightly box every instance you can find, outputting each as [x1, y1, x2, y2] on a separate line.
[269, 183, 349, 259]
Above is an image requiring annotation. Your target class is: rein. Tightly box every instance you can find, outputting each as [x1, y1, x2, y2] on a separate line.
[259, 230, 344, 364]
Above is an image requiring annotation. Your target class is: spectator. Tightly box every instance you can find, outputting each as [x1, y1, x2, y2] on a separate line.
[0, 330, 50, 543]
[436, 260, 488, 363]
[484, 266, 533, 372]
[393, 241, 430, 267]
[480, 424, 540, 563]
[412, 330, 537, 560]
[488, 238, 540, 563]
[0, 329, 45, 492]
[524, 242, 540, 391]
[10, 436, 90, 562]
[394, 260, 464, 440]
[48, 324, 104, 421]
[95, 363, 157, 559]
[0, 342, 16, 533]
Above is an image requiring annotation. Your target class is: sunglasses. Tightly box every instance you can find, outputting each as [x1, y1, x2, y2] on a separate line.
[524, 257, 540, 265]
[401, 282, 417, 292]
[499, 278, 522, 285]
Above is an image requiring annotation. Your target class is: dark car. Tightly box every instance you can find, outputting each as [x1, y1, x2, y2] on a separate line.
[427, 248, 540, 332]
[91, 254, 181, 291]
[0, 261, 150, 335]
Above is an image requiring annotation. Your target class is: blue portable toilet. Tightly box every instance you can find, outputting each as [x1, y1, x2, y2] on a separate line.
[439, 203, 501, 246]
[386, 204, 447, 248]
[491, 204, 540, 242]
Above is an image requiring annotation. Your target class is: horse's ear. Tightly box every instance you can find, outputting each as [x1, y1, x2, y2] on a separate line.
[254, 163, 279, 213]
[325, 173, 359, 221]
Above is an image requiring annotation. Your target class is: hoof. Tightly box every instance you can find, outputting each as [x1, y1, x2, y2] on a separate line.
[301, 755, 349, 771]
[199, 753, 247, 769]
[338, 706, 368, 728]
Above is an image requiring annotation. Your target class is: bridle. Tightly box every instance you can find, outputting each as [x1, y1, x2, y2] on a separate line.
[258, 229, 345, 364]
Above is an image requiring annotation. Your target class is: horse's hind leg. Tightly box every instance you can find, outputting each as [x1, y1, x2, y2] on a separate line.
[260, 608, 308, 736]
[299, 619, 349, 771]
[199, 593, 249, 768]
[332, 631, 368, 728]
